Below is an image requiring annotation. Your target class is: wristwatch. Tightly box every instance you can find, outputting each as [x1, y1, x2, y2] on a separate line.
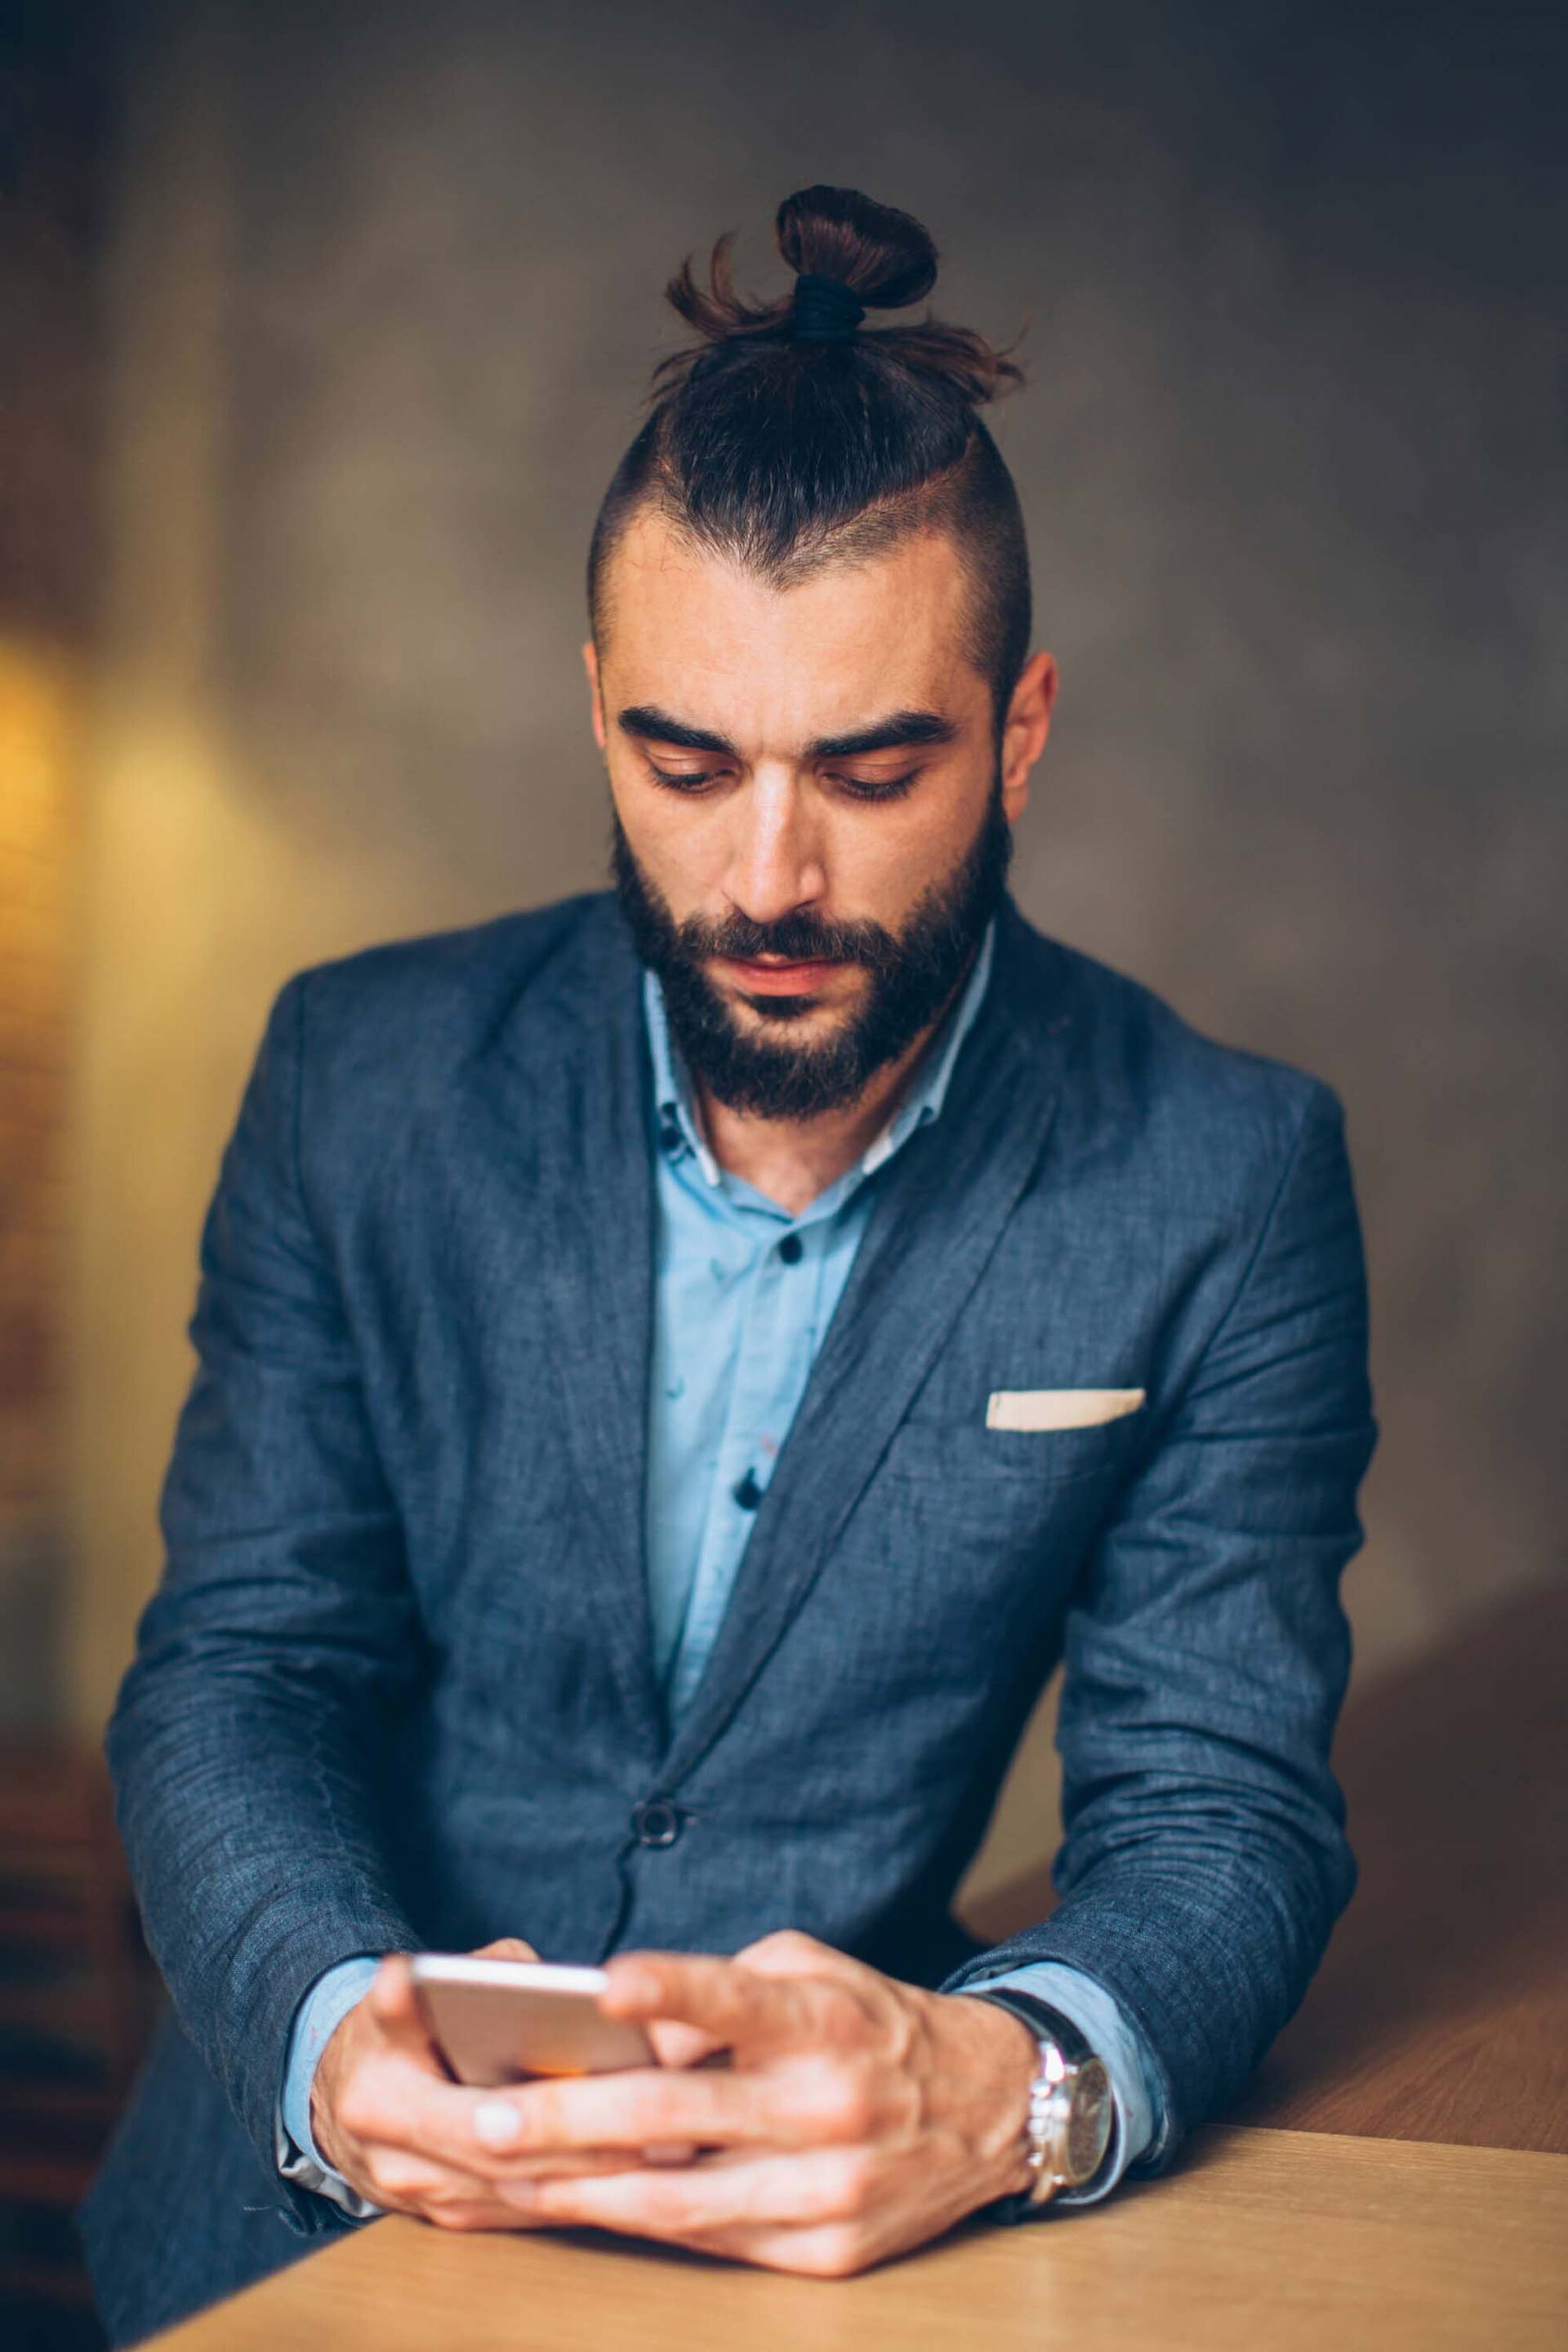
[969, 1986, 1115, 2217]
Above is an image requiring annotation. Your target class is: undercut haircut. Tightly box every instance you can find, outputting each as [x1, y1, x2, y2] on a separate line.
[587, 185, 1033, 738]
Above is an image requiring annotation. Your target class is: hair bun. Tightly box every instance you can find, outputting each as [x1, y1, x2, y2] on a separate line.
[656, 189, 1022, 411]
[774, 185, 938, 311]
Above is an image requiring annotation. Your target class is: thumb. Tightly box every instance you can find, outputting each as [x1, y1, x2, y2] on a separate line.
[366, 1953, 443, 2060]
[368, 1941, 540, 2057]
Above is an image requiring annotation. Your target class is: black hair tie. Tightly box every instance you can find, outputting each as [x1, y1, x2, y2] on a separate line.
[789, 272, 866, 343]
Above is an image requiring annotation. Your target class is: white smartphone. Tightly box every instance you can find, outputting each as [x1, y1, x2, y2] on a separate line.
[409, 1955, 655, 2088]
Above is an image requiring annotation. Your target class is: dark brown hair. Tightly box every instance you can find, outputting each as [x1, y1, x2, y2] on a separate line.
[587, 185, 1032, 734]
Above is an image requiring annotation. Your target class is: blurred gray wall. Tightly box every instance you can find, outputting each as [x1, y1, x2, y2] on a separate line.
[67, 0, 1565, 1886]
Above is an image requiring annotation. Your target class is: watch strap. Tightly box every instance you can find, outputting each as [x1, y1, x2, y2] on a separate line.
[970, 1986, 1096, 2067]
[969, 1985, 1111, 2223]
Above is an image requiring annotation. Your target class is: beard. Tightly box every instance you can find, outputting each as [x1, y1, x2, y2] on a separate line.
[608, 768, 1013, 1119]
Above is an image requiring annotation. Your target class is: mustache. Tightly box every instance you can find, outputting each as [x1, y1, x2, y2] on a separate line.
[680, 912, 899, 972]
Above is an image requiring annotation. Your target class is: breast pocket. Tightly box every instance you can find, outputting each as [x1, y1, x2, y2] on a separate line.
[880, 1400, 1144, 1490]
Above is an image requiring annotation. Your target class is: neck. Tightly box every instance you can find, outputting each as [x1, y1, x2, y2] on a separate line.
[692, 1039, 917, 1217]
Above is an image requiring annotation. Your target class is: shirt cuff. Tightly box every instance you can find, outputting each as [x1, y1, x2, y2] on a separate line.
[960, 1958, 1164, 2207]
[275, 1955, 385, 2219]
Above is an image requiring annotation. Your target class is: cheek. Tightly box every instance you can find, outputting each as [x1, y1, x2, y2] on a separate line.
[613, 781, 724, 899]
[863, 822, 955, 906]
[651, 830, 737, 911]
[828, 796, 980, 916]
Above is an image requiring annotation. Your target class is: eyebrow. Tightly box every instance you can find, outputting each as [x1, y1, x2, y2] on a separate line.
[616, 705, 960, 760]
[617, 707, 733, 755]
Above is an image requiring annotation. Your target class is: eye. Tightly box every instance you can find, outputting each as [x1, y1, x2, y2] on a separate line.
[646, 764, 724, 794]
[833, 769, 919, 803]
[642, 762, 919, 801]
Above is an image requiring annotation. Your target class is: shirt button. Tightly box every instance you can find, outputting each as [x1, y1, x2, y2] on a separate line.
[732, 1468, 764, 1510]
[658, 1116, 683, 1155]
[778, 1233, 804, 1263]
[631, 1798, 682, 1848]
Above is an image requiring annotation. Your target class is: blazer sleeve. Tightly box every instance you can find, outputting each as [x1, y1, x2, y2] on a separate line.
[104, 974, 424, 2226]
[940, 1076, 1379, 2166]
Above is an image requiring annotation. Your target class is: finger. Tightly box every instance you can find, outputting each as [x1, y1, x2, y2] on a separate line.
[412, 2146, 664, 2202]
[599, 1951, 808, 2050]
[462, 2064, 777, 2163]
[729, 1933, 883, 2039]
[506, 2146, 874, 2237]
[678, 2218, 876, 2278]
[731, 1928, 860, 1981]
[472, 1936, 541, 1963]
[340, 2053, 731, 2177]
[361, 2145, 511, 2212]
[646, 2018, 728, 2069]
[368, 1940, 541, 2042]
[371, 2171, 614, 2235]
[349, 2076, 675, 2189]
[365, 1955, 445, 2066]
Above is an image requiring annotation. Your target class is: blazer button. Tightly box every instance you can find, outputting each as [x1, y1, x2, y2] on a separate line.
[632, 1797, 681, 1848]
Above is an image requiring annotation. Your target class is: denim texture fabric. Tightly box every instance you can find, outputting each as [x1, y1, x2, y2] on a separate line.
[78, 888, 1377, 2345]
[276, 911, 1160, 2211]
[277, 917, 1000, 2203]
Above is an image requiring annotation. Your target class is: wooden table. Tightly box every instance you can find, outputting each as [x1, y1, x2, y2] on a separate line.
[150, 1584, 1568, 2349]
[154, 2129, 1565, 2352]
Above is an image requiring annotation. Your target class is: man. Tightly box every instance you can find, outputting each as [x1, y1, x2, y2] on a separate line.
[81, 185, 1377, 2343]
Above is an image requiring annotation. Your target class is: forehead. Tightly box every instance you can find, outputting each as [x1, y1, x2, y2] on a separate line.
[599, 507, 985, 744]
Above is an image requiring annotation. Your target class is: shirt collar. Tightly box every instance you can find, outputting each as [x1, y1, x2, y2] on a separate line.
[642, 915, 997, 1195]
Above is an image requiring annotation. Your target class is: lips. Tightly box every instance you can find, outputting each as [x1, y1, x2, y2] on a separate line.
[719, 955, 841, 995]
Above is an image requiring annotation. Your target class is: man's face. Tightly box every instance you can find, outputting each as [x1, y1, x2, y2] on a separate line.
[586, 507, 1052, 1118]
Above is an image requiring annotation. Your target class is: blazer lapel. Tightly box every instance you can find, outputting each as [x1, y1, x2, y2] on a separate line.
[455, 892, 1076, 1786]
[460, 900, 666, 1762]
[654, 897, 1077, 1791]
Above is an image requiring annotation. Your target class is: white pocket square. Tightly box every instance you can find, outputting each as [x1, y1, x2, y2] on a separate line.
[986, 1387, 1147, 1432]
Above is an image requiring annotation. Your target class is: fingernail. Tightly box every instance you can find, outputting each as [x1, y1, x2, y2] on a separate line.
[499, 2178, 540, 2208]
[473, 2100, 523, 2149]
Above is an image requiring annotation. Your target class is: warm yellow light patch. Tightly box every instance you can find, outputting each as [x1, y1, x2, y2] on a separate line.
[0, 637, 79, 1523]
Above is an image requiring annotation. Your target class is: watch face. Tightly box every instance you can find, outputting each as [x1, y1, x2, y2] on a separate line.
[1065, 2057, 1113, 2185]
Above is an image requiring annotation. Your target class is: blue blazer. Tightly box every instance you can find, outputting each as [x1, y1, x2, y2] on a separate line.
[80, 888, 1377, 2343]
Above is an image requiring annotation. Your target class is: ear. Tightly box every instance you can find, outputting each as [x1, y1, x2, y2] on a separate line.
[1000, 650, 1058, 821]
[581, 638, 607, 751]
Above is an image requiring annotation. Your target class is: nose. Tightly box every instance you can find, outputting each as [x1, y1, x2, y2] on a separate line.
[720, 771, 827, 929]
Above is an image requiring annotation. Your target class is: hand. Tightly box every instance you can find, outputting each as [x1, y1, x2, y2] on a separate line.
[310, 1939, 680, 2227]
[473, 1929, 1040, 2274]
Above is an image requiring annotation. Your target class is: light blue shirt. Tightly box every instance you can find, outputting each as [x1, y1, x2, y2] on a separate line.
[278, 916, 1160, 2212]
